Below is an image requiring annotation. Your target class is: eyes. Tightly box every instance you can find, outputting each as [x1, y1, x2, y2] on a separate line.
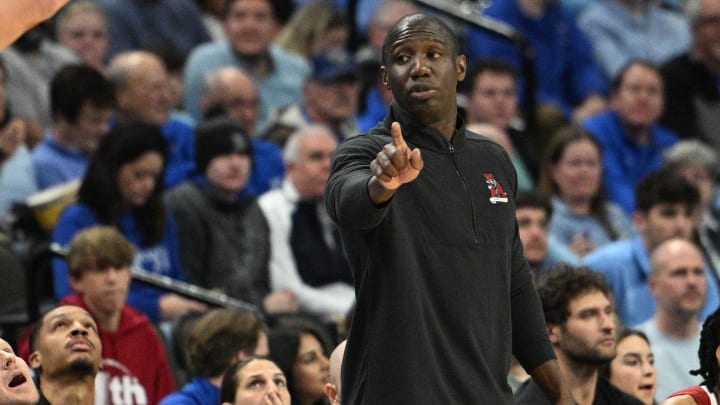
[393, 49, 444, 65]
[246, 377, 287, 390]
[51, 318, 98, 332]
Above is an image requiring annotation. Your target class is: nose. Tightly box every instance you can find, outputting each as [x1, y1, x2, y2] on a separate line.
[643, 361, 655, 377]
[70, 323, 90, 337]
[0, 351, 15, 369]
[600, 312, 615, 333]
[319, 353, 330, 371]
[675, 214, 695, 236]
[410, 57, 431, 78]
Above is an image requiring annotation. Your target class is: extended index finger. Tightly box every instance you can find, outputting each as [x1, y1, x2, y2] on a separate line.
[391, 122, 407, 149]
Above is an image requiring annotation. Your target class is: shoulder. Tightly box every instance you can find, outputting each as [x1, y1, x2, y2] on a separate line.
[577, 1, 614, 25]
[597, 378, 645, 404]
[269, 45, 311, 72]
[513, 379, 552, 405]
[661, 396, 700, 405]
[583, 238, 636, 266]
[186, 42, 229, 64]
[653, 124, 680, 144]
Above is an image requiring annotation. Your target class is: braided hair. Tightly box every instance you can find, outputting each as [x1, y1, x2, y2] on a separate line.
[690, 306, 720, 392]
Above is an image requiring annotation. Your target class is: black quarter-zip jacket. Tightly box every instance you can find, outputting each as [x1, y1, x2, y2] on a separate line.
[325, 103, 555, 404]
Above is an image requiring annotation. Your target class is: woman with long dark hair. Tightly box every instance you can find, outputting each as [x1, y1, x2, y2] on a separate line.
[52, 120, 205, 322]
[539, 125, 635, 258]
[268, 324, 331, 405]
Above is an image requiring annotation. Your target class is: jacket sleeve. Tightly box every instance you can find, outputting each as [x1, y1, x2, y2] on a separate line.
[510, 220, 557, 373]
[325, 135, 390, 231]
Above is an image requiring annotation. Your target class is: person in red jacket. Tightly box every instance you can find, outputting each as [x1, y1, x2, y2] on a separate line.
[25, 225, 176, 405]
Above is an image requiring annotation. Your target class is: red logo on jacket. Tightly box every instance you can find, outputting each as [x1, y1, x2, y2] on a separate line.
[483, 173, 508, 204]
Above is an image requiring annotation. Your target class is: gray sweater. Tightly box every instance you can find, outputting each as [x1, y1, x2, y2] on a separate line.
[166, 181, 271, 307]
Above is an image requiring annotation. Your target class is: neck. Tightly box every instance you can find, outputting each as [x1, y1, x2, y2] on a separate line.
[89, 306, 121, 332]
[562, 194, 592, 215]
[619, 0, 649, 14]
[306, 107, 342, 133]
[426, 107, 459, 142]
[53, 125, 81, 150]
[621, 121, 652, 145]
[518, 0, 546, 17]
[692, 47, 720, 75]
[208, 375, 223, 387]
[40, 376, 96, 405]
[237, 51, 272, 77]
[556, 351, 599, 405]
[653, 311, 700, 338]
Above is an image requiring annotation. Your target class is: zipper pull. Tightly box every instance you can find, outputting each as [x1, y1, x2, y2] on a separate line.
[448, 143, 454, 154]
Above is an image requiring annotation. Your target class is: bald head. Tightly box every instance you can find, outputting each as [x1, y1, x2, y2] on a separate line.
[324, 339, 346, 405]
[382, 13, 459, 65]
[649, 238, 707, 319]
[650, 238, 705, 276]
[106, 51, 171, 124]
[201, 66, 259, 136]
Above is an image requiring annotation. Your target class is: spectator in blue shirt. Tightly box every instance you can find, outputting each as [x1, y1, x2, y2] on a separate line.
[464, 0, 608, 124]
[31, 64, 114, 190]
[583, 168, 720, 327]
[582, 60, 678, 215]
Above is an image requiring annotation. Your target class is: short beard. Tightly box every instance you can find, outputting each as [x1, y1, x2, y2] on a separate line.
[69, 359, 96, 376]
[566, 350, 614, 366]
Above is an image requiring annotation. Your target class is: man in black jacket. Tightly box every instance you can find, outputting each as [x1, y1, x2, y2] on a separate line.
[325, 12, 572, 404]
[514, 264, 643, 405]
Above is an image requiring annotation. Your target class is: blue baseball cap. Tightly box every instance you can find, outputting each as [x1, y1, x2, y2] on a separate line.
[311, 47, 357, 83]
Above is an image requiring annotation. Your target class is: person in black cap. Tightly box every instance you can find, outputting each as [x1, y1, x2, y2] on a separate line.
[264, 46, 359, 146]
[166, 116, 298, 315]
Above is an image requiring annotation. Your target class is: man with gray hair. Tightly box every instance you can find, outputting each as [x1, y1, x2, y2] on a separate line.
[258, 125, 354, 321]
[106, 50, 195, 189]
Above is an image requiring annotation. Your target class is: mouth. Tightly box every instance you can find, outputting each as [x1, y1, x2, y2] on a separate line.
[408, 84, 436, 100]
[8, 373, 26, 388]
[600, 337, 615, 346]
[67, 339, 94, 352]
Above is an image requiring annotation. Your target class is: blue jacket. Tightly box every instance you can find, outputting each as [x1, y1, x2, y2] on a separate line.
[464, 0, 607, 117]
[52, 203, 187, 322]
[582, 110, 678, 214]
[31, 132, 90, 190]
[158, 377, 219, 405]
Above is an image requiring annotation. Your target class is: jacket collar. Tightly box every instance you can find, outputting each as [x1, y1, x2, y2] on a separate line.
[374, 102, 466, 153]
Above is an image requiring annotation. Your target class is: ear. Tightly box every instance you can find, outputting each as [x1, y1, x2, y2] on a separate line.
[29, 350, 41, 368]
[381, 66, 390, 89]
[647, 274, 659, 297]
[715, 345, 720, 366]
[69, 274, 82, 292]
[324, 383, 338, 402]
[456, 54, 467, 82]
[547, 323, 560, 345]
[632, 211, 646, 233]
[115, 89, 129, 109]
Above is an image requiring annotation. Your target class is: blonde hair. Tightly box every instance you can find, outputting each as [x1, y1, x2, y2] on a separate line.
[274, 1, 348, 58]
[67, 225, 135, 276]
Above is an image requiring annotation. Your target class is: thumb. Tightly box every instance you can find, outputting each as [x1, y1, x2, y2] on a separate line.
[408, 147, 423, 171]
